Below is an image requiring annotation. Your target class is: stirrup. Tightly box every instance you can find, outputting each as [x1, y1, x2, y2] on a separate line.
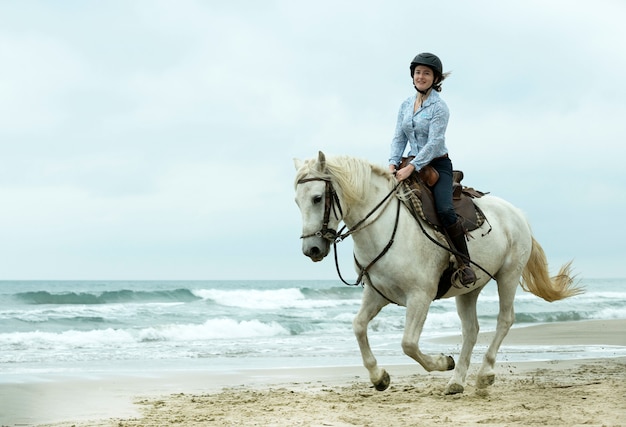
[451, 266, 476, 289]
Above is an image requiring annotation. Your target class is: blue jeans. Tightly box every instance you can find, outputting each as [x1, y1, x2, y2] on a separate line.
[429, 156, 457, 228]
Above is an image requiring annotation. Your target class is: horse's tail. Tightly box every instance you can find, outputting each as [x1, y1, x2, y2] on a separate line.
[520, 236, 584, 302]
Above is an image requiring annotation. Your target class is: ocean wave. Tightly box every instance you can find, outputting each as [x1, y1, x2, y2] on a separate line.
[192, 288, 360, 310]
[138, 318, 288, 341]
[0, 318, 288, 352]
[515, 311, 587, 323]
[590, 307, 626, 319]
[0, 303, 133, 324]
[300, 286, 363, 300]
[14, 289, 201, 305]
[2, 327, 136, 351]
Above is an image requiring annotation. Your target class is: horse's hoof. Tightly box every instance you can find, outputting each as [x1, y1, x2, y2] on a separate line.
[374, 370, 390, 391]
[446, 355, 455, 371]
[444, 383, 464, 395]
[476, 373, 495, 389]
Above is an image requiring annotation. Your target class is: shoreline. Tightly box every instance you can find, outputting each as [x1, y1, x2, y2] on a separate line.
[1, 319, 625, 426]
[432, 318, 626, 346]
[27, 357, 626, 427]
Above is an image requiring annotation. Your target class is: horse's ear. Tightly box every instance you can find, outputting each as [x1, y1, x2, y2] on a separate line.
[317, 151, 326, 172]
[294, 158, 304, 170]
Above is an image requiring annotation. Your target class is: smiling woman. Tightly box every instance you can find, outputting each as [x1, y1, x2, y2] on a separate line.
[388, 52, 477, 285]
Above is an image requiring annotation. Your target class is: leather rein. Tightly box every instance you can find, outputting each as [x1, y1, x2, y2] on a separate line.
[297, 175, 496, 304]
[297, 176, 402, 302]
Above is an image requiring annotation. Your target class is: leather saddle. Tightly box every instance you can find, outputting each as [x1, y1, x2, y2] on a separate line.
[399, 157, 488, 232]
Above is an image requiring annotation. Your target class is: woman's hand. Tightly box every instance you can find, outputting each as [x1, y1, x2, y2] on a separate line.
[395, 164, 415, 181]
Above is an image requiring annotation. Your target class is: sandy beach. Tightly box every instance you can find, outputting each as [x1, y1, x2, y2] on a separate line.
[3, 319, 625, 427]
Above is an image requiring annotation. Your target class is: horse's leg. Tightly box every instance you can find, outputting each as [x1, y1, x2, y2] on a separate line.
[402, 293, 456, 373]
[353, 286, 390, 391]
[476, 273, 517, 389]
[445, 287, 482, 395]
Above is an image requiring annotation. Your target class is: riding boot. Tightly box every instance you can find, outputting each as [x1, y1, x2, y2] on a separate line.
[445, 219, 477, 286]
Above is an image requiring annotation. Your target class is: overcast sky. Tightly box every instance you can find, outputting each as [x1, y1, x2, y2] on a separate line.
[0, 0, 624, 280]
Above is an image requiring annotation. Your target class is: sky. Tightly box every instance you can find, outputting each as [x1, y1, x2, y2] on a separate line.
[0, 0, 624, 280]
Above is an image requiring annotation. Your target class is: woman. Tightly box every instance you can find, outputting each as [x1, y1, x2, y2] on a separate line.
[388, 52, 476, 286]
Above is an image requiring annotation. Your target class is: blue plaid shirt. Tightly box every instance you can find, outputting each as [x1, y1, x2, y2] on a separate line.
[388, 90, 449, 172]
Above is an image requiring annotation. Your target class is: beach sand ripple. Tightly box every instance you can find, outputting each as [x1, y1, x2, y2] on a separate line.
[38, 357, 626, 427]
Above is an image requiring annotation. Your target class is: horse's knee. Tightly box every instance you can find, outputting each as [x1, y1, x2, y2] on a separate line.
[352, 318, 367, 337]
[496, 309, 515, 329]
[462, 322, 479, 341]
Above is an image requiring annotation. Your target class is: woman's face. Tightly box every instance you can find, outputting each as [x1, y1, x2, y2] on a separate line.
[413, 65, 435, 92]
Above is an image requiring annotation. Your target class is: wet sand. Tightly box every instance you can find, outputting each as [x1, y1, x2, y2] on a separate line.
[1, 319, 624, 427]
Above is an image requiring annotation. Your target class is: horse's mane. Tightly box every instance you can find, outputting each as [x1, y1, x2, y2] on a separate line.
[295, 155, 394, 206]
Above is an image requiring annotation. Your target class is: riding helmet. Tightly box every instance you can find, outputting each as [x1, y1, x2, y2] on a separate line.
[410, 52, 443, 77]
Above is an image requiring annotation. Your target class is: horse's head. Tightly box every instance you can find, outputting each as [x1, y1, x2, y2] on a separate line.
[293, 151, 342, 262]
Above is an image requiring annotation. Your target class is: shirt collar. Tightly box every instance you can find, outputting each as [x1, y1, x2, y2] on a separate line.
[418, 89, 439, 108]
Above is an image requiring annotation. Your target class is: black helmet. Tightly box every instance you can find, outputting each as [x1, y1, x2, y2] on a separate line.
[410, 52, 443, 77]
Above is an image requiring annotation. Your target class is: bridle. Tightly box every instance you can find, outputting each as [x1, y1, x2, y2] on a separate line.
[296, 177, 342, 242]
[297, 174, 495, 304]
[296, 175, 402, 303]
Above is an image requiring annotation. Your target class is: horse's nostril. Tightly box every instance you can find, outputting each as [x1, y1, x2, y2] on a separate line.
[310, 247, 321, 255]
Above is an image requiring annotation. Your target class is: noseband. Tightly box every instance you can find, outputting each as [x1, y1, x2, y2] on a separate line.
[296, 177, 343, 242]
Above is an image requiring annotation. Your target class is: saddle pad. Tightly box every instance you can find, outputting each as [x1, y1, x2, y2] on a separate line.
[401, 176, 487, 232]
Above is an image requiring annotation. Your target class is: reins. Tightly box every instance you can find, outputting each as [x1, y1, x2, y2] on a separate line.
[331, 183, 402, 305]
[399, 197, 496, 281]
[296, 176, 401, 303]
[336, 198, 402, 305]
[335, 182, 401, 242]
[335, 189, 400, 285]
[297, 174, 495, 304]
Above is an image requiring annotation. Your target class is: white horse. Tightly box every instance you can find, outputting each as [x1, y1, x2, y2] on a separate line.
[293, 151, 582, 395]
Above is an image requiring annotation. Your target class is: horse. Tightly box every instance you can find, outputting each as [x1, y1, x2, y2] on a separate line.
[293, 151, 582, 395]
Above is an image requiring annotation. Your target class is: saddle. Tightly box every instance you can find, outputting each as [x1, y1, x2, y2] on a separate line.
[398, 157, 489, 300]
[399, 157, 488, 232]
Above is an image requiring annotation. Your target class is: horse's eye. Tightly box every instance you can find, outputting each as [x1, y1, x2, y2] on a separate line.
[313, 195, 323, 204]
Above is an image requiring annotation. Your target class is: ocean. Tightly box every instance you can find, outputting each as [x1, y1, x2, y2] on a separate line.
[1, 278, 625, 381]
